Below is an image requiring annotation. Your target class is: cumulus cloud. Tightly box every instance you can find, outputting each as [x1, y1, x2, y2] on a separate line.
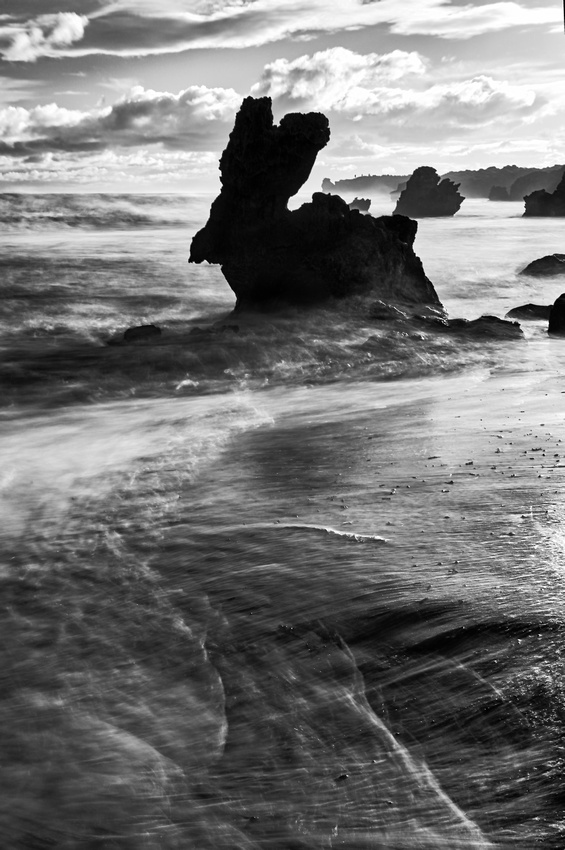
[0, 12, 88, 62]
[0, 84, 241, 155]
[251, 47, 427, 107]
[0, 0, 560, 60]
[252, 47, 541, 130]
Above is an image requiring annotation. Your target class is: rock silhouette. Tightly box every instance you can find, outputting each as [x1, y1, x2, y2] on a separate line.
[548, 293, 565, 335]
[393, 167, 464, 218]
[524, 170, 565, 216]
[189, 97, 441, 311]
[505, 304, 551, 320]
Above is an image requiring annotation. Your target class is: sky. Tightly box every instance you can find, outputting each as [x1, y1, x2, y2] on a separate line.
[0, 0, 563, 192]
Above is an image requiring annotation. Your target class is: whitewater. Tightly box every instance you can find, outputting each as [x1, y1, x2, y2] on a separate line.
[2, 191, 565, 848]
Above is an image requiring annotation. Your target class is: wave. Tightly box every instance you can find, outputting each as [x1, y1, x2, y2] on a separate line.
[0, 302, 511, 411]
[0, 192, 198, 230]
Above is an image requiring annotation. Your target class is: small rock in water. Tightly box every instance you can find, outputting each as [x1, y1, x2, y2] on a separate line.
[548, 293, 565, 336]
[123, 324, 162, 343]
[505, 303, 551, 320]
[518, 255, 565, 277]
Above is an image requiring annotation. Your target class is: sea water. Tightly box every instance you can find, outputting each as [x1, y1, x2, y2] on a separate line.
[2, 192, 565, 848]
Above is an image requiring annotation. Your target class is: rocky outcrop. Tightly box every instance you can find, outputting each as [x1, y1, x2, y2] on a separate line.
[348, 197, 371, 212]
[393, 167, 464, 218]
[417, 314, 523, 339]
[488, 185, 510, 201]
[519, 254, 565, 276]
[190, 97, 442, 311]
[505, 304, 551, 320]
[548, 293, 565, 335]
[524, 170, 565, 216]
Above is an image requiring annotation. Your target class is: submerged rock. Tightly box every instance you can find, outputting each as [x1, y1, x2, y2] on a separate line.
[417, 314, 523, 339]
[189, 97, 442, 312]
[348, 197, 371, 212]
[519, 254, 565, 276]
[523, 170, 565, 216]
[548, 293, 565, 335]
[505, 303, 551, 320]
[123, 324, 162, 342]
[393, 167, 464, 218]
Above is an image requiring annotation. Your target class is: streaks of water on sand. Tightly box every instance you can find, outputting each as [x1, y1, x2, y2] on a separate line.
[214, 522, 388, 543]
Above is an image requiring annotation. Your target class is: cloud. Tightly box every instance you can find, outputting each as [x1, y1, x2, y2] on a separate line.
[251, 47, 427, 108]
[390, 1, 560, 38]
[0, 45, 544, 164]
[0, 0, 560, 60]
[0, 76, 45, 106]
[252, 47, 541, 130]
[337, 75, 540, 129]
[0, 84, 242, 155]
[0, 12, 88, 62]
[0, 147, 218, 188]
[323, 133, 391, 160]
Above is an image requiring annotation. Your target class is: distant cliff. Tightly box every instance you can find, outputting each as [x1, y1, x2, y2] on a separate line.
[508, 166, 564, 201]
[322, 175, 409, 195]
[523, 169, 565, 216]
[324, 164, 565, 201]
[488, 185, 510, 201]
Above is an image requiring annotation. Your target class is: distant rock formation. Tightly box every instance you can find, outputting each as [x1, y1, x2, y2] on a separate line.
[323, 165, 565, 201]
[190, 97, 442, 311]
[505, 304, 551, 320]
[393, 167, 464, 218]
[524, 170, 565, 216]
[509, 166, 564, 201]
[519, 254, 565, 276]
[322, 174, 409, 195]
[348, 197, 371, 212]
[548, 293, 565, 335]
[488, 185, 510, 201]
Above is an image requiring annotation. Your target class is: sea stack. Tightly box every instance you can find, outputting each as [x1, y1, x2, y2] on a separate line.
[189, 97, 442, 312]
[524, 169, 565, 216]
[393, 166, 464, 217]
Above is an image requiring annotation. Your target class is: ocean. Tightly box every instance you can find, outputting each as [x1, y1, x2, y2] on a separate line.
[2, 191, 565, 848]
